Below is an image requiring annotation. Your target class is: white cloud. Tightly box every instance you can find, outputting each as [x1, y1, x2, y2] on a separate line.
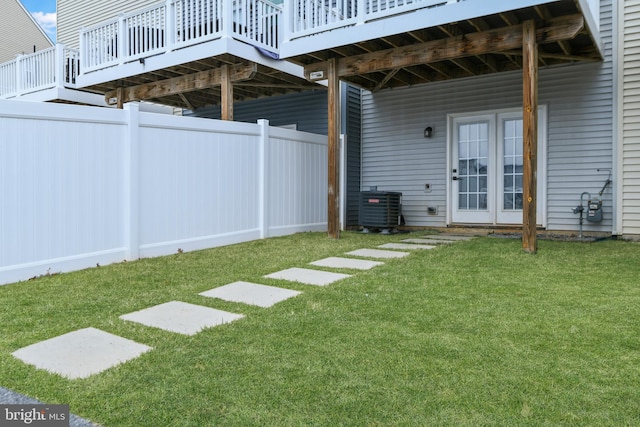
[31, 11, 57, 41]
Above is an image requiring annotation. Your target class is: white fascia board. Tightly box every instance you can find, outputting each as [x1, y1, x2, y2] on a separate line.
[280, 0, 584, 59]
[12, 87, 109, 106]
[576, 0, 604, 57]
[76, 40, 231, 88]
[76, 38, 310, 90]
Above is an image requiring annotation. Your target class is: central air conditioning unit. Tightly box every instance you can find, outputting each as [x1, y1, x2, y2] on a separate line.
[359, 191, 402, 232]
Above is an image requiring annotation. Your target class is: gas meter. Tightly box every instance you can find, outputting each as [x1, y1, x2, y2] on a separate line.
[587, 198, 602, 223]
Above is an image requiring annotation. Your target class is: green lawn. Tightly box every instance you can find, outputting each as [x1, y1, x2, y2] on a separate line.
[1, 232, 639, 426]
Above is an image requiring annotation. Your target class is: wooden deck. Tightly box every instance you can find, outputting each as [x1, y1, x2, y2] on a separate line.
[281, 0, 603, 92]
[1, 0, 602, 110]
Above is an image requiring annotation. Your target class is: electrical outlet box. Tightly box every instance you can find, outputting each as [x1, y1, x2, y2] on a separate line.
[427, 206, 437, 215]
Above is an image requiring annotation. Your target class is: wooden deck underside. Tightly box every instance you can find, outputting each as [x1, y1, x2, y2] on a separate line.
[82, 53, 323, 110]
[289, 0, 602, 91]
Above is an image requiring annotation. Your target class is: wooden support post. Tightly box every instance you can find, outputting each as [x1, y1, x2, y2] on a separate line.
[327, 57, 340, 239]
[221, 64, 233, 121]
[116, 87, 124, 109]
[522, 20, 538, 253]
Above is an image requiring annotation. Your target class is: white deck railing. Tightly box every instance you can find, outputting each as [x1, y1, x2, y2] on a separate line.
[80, 0, 282, 74]
[284, 0, 458, 40]
[0, 45, 80, 99]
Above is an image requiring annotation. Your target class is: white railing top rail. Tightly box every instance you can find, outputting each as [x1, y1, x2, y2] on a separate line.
[0, 45, 80, 99]
[80, 0, 283, 75]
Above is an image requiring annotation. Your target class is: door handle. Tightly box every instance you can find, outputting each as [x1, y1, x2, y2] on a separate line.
[452, 176, 460, 181]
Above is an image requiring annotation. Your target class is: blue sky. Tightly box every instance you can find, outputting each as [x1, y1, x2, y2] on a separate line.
[20, 0, 57, 42]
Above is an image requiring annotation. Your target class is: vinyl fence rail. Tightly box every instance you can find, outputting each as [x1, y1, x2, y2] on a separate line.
[0, 100, 327, 286]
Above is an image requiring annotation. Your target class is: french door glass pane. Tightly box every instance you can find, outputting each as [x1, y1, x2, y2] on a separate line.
[503, 118, 523, 210]
[458, 122, 488, 210]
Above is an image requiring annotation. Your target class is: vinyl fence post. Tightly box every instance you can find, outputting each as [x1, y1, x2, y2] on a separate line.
[124, 103, 140, 260]
[258, 119, 269, 239]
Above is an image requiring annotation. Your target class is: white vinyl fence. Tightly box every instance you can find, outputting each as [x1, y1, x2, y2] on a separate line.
[0, 100, 327, 285]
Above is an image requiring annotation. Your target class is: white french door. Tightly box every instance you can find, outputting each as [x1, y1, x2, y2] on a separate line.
[449, 108, 546, 226]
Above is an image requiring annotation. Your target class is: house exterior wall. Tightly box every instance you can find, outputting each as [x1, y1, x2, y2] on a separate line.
[620, 0, 640, 237]
[360, 0, 614, 233]
[0, 0, 52, 63]
[57, 0, 159, 49]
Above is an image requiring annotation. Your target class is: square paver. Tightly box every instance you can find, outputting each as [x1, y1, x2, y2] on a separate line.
[264, 267, 351, 286]
[120, 301, 244, 335]
[422, 234, 474, 241]
[379, 243, 436, 250]
[200, 281, 302, 308]
[310, 257, 383, 270]
[12, 327, 152, 380]
[403, 238, 454, 245]
[346, 248, 410, 259]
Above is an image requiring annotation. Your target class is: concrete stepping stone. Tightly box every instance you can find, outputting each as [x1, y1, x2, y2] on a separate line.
[264, 267, 351, 286]
[199, 281, 302, 308]
[120, 301, 244, 336]
[12, 327, 152, 380]
[421, 234, 474, 241]
[310, 257, 383, 270]
[402, 238, 454, 245]
[379, 243, 436, 250]
[346, 248, 410, 259]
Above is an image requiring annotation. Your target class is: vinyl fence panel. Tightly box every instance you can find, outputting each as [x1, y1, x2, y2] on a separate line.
[0, 100, 327, 285]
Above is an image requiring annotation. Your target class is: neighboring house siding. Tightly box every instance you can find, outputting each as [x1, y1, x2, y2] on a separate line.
[621, 0, 640, 236]
[0, 0, 52, 62]
[57, 0, 158, 48]
[361, 0, 613, 233]
[188, 90, 328, 133]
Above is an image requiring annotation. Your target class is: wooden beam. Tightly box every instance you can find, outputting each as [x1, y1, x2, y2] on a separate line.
[304, 14, 584, 80]
[221, 64, 233, 121]
[105, 62, 257, 104]
[327, 57, 340, 239]
[522, 20, 538, 254]
[372, 69, 400, 92]
[179, 93, 194, 111]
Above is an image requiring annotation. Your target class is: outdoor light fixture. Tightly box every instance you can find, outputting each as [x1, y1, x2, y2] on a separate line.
[424, 126, 433, 138]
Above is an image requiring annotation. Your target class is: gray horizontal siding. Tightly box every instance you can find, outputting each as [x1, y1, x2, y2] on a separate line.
[622, 0, 640, 236]
[58, 0, 159, 49]
[361, 0, 613, 232]
[0, 0, 52, 62]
